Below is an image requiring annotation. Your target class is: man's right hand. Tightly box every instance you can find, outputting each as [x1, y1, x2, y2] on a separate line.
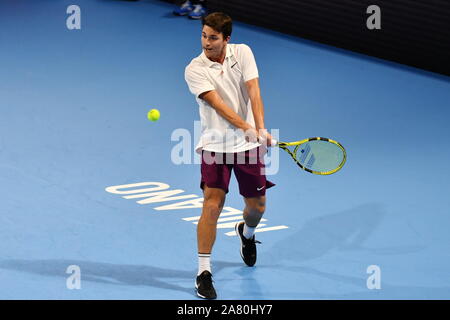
[244, 127, 260, 143]
[244, 128, 275, 146]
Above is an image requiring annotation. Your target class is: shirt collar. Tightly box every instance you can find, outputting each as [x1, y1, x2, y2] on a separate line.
[200, 44, 234, 67]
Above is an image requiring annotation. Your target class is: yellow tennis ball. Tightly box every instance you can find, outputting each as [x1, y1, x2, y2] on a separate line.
[147, 109, 160, 122]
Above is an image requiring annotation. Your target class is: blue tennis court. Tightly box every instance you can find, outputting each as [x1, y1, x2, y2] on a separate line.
[1, 0, 450, 299]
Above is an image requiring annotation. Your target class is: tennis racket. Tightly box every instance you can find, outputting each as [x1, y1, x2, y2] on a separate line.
[270, 137, 346, 175]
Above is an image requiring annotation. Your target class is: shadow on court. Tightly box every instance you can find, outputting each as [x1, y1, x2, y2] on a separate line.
[0, 259, 249, 297]
[268, 203, 425, 263]
[0, 259, 195, 295]
[269, 263, 450, 299]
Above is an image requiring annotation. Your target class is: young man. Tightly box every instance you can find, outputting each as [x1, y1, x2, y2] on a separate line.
[185, 12, 275, 299]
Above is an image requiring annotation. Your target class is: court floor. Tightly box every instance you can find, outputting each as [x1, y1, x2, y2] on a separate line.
[1, 0, 450, 299]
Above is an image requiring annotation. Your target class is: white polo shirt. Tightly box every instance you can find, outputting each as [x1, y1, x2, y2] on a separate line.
[185, 43, 262, 154]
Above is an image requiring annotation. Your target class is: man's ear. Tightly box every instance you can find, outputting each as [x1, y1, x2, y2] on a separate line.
[225, 36, 231, 42]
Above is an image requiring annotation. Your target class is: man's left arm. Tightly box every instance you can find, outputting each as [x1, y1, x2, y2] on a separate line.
[245, 78, 273, 145]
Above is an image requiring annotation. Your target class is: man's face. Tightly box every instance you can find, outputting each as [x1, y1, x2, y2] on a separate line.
[202, 25, 229, 60]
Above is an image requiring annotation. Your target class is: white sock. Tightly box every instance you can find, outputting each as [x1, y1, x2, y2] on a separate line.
[198, 253, 211, 276]
[243, 224, 256, 239]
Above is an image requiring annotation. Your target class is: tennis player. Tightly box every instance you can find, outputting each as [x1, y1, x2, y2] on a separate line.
[185, 12, 275, 299]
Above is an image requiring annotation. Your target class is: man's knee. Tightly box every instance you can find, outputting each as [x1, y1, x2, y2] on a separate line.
[203, 201, 222, 217]
[201, 187, 226, 223]
[245, 197, 266, 216]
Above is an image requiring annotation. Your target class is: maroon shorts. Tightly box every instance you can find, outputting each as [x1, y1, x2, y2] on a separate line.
[200, 146, 275, 198]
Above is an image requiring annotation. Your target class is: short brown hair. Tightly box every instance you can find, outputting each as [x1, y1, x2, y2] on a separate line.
[202, 12, 232, 39]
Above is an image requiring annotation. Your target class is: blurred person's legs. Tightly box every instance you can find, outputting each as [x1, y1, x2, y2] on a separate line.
[173, 0, 207, 19]
[173, 0, 193, 16]
[188, 0, 207, 20]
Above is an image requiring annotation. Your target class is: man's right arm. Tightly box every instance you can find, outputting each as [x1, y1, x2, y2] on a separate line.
[186, 65, 259, 142]
[200, 90, 257, 139]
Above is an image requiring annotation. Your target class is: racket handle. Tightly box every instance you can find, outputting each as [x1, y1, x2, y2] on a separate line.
[270, 139, 278, 146]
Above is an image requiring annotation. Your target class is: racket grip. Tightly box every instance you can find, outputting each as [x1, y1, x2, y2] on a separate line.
[270, 139, 278, 146]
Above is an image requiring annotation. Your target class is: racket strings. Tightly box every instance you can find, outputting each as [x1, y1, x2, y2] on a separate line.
[292, 140, 346, 174]
[278, 138, 346, 175]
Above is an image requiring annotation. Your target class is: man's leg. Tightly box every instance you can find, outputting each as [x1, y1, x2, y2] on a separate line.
[197, 185, 226, 256]
[195, 185, 225, 299]
[234, 195, 266, 267]
[243, 195, 266, 230]
[233, 146, 274, 267]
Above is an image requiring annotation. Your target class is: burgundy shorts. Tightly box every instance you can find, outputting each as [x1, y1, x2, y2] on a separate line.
[200, 146, 275, 198]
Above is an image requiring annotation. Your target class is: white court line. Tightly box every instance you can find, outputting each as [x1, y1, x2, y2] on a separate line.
[225, 225, 289, 236]
[192, 218, 268, 224]
[183, 211, 243, 221]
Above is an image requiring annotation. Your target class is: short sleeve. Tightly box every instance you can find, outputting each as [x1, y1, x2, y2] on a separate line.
[185, 65, 215, 98]
[237, 44, 259, 82]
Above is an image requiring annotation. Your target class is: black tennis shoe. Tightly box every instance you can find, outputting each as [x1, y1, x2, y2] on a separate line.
[235, 221, 261, 267]
[195, 270, 217, 299]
